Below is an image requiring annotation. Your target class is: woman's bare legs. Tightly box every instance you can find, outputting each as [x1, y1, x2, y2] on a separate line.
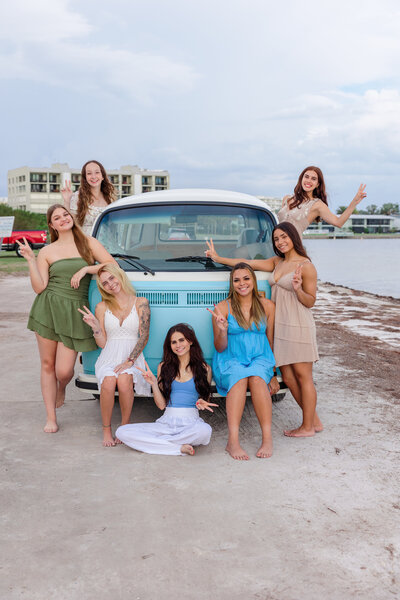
[280, 364, 323, 432]
[114, 374, 134, 444]
[35, 334, 59, 432]
[225, 378, 249, 460]
[100, 376, 117, 446]
[282, 362, 317, 437]
[248, 376, 273, 458]
[54, 342, 78, 408]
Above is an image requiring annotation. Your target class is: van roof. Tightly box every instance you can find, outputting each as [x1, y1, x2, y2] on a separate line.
[105, 188, 273, 212]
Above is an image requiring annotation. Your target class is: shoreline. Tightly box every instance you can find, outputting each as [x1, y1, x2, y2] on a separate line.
[304, 233, 400, 239]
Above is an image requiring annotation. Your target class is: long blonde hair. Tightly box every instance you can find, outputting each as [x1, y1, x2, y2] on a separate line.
[96, 263, 135, 312]
[47, 204, 94, 265]
[228, 263, 266, 330]
[77, 160, 116, 226]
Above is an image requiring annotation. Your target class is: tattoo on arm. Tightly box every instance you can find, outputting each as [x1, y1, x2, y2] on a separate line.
[128, 301, 150, 363]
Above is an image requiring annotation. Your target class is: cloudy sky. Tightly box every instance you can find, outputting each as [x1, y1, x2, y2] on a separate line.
[1, 0, 399, 209]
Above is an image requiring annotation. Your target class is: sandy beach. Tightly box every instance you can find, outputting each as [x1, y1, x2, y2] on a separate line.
[0, 274, 399, 600]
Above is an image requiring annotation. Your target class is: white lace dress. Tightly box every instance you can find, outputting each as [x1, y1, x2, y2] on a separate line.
[95, 302, 150, 396]
[69, 192, 108, 236]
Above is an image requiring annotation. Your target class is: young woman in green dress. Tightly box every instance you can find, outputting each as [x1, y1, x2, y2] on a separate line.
[17, 204, 114, 434]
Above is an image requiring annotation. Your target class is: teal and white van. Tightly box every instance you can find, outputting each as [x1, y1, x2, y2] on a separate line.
[75, 189, 283, 397]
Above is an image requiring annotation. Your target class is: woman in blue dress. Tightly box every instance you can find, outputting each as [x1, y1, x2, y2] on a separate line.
[209, 262, 278, 461]
[116, 324, 217, 456]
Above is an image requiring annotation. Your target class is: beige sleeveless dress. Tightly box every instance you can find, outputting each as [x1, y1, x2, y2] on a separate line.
[277, 197, 319, 236]
[268, 261, 319, 367]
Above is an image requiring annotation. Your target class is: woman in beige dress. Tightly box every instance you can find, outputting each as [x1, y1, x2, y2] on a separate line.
[206, 221, 322, 437]
[278, 166, 366, 236]
[61, 160, 116, 235]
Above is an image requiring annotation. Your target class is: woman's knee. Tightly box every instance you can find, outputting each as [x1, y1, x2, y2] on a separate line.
[55, 366, 74, 384]
[42, 357, 56, 374]
[101, 376, 117, 393]
[117, 376, 133, 395]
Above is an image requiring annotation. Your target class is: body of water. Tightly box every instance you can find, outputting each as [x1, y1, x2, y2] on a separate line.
[304, 238, 400, 299]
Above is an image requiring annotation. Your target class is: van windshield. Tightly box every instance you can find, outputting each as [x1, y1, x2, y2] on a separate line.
[95, 202, 276, 271]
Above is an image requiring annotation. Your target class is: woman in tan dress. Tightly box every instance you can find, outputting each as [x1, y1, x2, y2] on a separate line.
[278, 166, 366, 236]
[205, 222, 322, 437]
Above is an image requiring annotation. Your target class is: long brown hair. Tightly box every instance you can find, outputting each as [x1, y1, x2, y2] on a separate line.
[47, 204, 94, 264]
[272, 222, 310, 260]
[96, 263, 135, 312]
[76, 160, 116, 226]
[159, 323, 211, 403]
[289, 166, 328, 221]
[228, 263, 266, 330]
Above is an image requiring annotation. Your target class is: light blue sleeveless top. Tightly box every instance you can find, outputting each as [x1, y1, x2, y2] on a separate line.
[168, 378, 198, 408]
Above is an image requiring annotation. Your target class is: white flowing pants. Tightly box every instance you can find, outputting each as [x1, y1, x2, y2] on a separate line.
[116, 407, 212, 456]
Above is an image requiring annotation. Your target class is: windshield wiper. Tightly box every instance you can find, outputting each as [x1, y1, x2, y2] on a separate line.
[111, 253, 155, 276]
[165, 256, 220, 269]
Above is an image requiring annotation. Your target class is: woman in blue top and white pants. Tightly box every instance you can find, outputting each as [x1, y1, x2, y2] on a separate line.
[116, 324, 216, 456]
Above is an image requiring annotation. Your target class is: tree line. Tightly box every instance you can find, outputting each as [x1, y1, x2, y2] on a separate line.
[336, 203, 399, 215]
[0, 205, 48, 231]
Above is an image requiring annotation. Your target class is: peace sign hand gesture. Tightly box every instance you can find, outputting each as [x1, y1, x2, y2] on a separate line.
[205, 238, 219, 262]
[207, 305, 228, 332]
[16, 238, 35, 262]
[195, 398, 219, 412]
[292, 265, 303, 292]
[61, 180, 73, 203]
[78, 305, 101, 332]
[353, 183, 367, 206]
[134, 360, 157, 386]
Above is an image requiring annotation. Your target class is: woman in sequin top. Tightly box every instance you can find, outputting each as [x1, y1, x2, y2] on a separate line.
[277, 166, 366, 236]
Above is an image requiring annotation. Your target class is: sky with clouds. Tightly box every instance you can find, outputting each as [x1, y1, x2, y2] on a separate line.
[1, 0, 399, 209]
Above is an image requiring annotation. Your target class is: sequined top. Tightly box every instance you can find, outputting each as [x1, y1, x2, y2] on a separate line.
[277, 197, 319, 236]
[70, 192, 109, 236]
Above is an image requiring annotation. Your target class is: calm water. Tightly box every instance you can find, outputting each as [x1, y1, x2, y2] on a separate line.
[304, 238, 400, 299]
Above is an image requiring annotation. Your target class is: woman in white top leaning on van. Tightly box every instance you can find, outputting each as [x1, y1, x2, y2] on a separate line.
[61, 160, 116, 236]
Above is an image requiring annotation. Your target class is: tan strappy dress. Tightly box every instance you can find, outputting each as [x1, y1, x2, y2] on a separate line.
[277, 197, 319, 236]
[269, 261, 319, 367]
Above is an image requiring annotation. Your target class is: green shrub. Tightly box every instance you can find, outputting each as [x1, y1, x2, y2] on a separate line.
[0, 205, 47, 231]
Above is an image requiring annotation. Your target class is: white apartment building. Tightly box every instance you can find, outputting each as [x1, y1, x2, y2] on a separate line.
[257, 196, 282, 214]
[7, 163, 170, 213]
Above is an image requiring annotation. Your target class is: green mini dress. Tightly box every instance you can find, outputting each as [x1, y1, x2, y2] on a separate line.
[28, 257, 98, 352]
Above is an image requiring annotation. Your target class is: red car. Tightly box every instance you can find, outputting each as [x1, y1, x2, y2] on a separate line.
[1, 230, 48, 257]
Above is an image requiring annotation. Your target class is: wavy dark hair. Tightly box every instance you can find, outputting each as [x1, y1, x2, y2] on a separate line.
[47, 204, 94, 265]
[289, 166, 327, 222]
[158, 323, 211, 404]
[76, 160, 117, 226]
[272, 222, 310, 260]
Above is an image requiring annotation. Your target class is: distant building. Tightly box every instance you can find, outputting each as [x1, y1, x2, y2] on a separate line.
[344, 214, 395, 233]
[257, 196, 282, 214]
[7, 163, 170, 213]
[0, 197, 8, 205]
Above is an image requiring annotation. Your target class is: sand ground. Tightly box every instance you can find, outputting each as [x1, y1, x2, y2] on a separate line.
[0, 275, 399, 600]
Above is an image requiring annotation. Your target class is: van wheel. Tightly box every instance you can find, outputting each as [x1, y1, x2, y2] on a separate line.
[16, 240, 32, 257]
[272, 392, 286, 403]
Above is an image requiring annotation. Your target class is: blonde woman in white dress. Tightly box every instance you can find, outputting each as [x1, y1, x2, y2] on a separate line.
[79, 263, 150, 446]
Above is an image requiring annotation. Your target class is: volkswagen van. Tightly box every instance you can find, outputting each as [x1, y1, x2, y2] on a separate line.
[75, 189, 284, 397]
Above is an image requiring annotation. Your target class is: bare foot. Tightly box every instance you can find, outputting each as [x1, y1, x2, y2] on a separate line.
[226, 442, 249, 460]
[114, 436, 123, 445]
[284, 426, 315, 438]
[314, 415, 324, 432]
[55, 385, 65, 408]
[181, 444, 195, 455]
[256, 437, 273, 458]
[44, 420, 59, 433]
[102, 427, 116, 447]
